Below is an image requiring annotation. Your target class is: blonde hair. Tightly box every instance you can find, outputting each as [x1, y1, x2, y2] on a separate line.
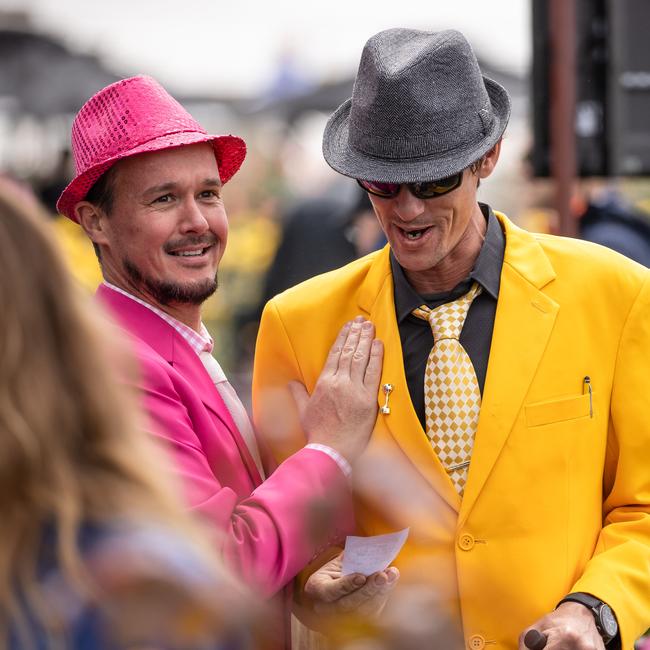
[0, 192, 226, 644]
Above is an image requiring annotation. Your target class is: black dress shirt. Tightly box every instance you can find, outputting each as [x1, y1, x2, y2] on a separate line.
[391, 204, 505, 430]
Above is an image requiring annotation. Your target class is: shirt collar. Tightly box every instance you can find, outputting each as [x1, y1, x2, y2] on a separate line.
[391, 203, 505, 323]
[102, 281, 213, 355]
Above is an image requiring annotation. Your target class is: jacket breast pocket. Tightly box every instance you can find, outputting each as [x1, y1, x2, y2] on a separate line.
[525, 393, 592, 427]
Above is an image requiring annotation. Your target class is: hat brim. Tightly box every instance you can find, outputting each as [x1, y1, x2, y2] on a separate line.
[322, 76, 511, 183]
[57, 131, 246, 222]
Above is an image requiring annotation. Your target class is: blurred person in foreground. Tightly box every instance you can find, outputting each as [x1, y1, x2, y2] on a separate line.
[57, 75, 396, 648]
[0, 190, 251, 649]
[253, 29, 650, 649]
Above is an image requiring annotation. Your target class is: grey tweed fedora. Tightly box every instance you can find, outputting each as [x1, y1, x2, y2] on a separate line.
[323, 28, 511, 183]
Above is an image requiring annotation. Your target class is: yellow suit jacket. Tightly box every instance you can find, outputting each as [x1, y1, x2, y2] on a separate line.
[252, 212, 650, 649]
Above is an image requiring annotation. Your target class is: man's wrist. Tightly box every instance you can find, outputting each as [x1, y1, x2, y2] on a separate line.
[305, 443, 353, 478]
[556, 592, 619, 646]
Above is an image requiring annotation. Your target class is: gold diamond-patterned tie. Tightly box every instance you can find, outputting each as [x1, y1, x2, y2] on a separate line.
[412, 283, 482, 495]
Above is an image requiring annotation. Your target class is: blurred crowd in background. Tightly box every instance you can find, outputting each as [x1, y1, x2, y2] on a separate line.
[2, 8, 650, 406]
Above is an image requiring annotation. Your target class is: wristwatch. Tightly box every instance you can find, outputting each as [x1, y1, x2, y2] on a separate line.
[557, 592, 618, 645]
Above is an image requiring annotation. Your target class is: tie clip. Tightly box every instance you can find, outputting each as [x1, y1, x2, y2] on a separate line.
[446, 460, 470, 472]
[380, 383, 393, 414]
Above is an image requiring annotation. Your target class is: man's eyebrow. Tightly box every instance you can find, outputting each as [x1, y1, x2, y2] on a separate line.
[141, 177, 222, 197]
[142, 181, 177, 197]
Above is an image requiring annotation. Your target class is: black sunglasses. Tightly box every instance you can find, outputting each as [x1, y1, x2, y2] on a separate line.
[356, 171, 464, 200]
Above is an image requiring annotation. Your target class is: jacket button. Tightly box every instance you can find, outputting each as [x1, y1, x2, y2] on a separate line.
[468, 634, 485, 650]
[458, 533, 475, 551]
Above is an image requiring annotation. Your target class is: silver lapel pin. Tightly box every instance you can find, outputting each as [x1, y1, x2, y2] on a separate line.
[381, 383, 393, 414]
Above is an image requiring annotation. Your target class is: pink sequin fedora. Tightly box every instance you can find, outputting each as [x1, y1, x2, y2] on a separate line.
[57, 75, 246, 221]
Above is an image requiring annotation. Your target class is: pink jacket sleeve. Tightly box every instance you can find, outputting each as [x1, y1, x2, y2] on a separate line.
[138, 349, 354, 598]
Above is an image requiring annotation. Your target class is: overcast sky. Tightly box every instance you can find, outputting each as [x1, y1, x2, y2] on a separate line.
[2, 0, 531, 96]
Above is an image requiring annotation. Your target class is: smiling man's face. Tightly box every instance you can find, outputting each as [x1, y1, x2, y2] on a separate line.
[95, 143, 227, 307]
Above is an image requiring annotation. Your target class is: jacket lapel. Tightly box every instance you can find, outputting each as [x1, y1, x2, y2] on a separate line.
[358, 248, 462, 513]
[170, 344, 264, 485]
[459, 214, 558, 524]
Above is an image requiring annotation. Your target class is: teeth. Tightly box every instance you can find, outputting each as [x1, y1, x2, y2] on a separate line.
[405, 230, 423, 240]
[173, 249, 204, 257]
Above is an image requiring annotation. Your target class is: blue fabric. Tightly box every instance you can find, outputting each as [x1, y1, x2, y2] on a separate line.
[8, 523, 244, 650]
[9, 524, 116, 649]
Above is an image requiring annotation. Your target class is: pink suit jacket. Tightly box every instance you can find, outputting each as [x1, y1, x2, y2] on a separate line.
[98, 285, 354, 599]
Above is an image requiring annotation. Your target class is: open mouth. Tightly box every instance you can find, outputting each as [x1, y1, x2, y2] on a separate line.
[398, 226, 432, 241]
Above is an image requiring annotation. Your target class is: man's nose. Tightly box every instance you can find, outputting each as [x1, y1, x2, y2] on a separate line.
[180, 198, 210, 233]
[393, 186, 426, 222]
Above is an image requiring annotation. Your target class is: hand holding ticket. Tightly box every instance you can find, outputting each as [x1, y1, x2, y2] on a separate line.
[304, 533, 405, 620]
[341, 528, 409, 576]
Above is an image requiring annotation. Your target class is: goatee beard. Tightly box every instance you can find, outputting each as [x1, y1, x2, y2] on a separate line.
[123, 258, 218, 306]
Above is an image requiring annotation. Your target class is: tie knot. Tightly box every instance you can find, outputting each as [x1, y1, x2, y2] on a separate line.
[412, 283, 482, 341]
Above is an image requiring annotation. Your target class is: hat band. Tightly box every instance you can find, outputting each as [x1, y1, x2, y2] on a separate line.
[348, 114, 494, 162]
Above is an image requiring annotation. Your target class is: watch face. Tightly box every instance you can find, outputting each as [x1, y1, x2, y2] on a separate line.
[599, 604, 618, 638]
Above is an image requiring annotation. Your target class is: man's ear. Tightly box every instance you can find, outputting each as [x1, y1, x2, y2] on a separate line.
[478, 140, 502, 179]
[74, 201, 109, 246]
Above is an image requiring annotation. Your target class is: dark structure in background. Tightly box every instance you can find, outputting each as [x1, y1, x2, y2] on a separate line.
[607, 1, 650, 176]
[0, 30, 119, 116]
[532, 0, 650, 177]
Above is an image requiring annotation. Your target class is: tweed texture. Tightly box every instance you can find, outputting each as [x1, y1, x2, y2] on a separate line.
[323, 28, 511, 183]
[412, 283, 482, 495]
[57, 76, 246, 221]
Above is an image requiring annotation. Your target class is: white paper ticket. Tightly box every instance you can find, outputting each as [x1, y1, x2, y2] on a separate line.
[341, 528, 409, 576]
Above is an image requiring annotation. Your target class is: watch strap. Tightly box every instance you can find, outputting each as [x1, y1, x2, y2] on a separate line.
[557, 592, 603, 611]
[556, 592, 617, 644]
